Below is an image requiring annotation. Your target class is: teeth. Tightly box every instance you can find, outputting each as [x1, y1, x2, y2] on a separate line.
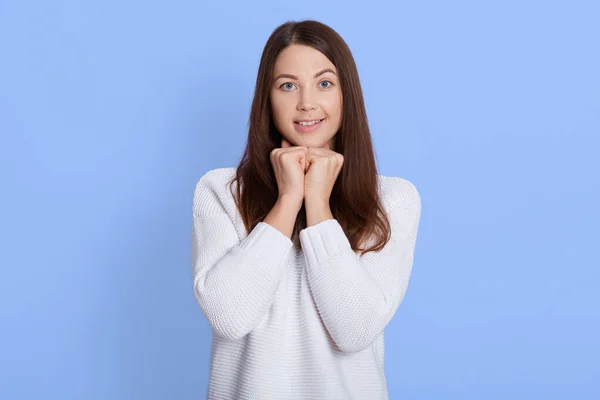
[298, 119, 322, 126]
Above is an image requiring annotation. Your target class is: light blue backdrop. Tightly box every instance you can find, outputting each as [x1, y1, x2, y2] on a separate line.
[1, 0, 598, 399]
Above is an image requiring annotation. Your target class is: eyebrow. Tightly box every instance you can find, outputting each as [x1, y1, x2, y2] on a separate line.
[273, 68, 337, 81]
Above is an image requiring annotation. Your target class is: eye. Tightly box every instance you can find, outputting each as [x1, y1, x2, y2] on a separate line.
[320, 80, 333, 88]
[279, 82, 295, 91]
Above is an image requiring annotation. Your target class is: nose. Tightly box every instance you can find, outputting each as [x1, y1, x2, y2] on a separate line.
[296, 87, 317, 112]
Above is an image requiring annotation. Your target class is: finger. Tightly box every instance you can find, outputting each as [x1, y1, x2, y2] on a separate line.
[304, 153, 314, 173]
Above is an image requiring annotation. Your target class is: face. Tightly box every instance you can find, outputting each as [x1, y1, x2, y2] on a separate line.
[270, 44, 343, 151]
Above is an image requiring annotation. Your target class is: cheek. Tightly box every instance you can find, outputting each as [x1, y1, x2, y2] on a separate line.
[270, 94, 293, 123]
[323, 98, 342, 120]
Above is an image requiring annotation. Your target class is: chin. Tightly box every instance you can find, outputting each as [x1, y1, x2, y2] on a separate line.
[288, 133, 333, 149]
[296, 136, 321, 146]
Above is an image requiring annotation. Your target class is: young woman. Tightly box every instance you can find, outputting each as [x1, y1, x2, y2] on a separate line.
[192, 19, 421, 400]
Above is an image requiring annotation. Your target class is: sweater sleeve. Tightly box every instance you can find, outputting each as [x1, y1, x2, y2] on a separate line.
[298, 179, 421, 353]
[191, 174, 294, 340]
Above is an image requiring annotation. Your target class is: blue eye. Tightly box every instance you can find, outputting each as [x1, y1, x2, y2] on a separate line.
[280, 82, 295, 90]
[320, 80, 333, 88]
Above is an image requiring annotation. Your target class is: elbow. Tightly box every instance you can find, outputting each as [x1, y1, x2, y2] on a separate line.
[334, 292, 408, 353]
[333, 331, 379, 354]
[196, 292, 252, 340]
[331, 302, 397, 354]
[208, 317, 251, 341]
[193, 277, 252, 341]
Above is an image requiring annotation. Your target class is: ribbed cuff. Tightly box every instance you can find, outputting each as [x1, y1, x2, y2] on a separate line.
[299, 218, 352, 267]
[239, 221, 294, 270]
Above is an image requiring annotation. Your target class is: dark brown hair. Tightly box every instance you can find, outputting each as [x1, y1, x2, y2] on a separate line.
[228, 19, 391, 256]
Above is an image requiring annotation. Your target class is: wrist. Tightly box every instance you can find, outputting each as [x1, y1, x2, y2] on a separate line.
[277, 194, 303, 212]
[304, 195, 329, 209]
[304, 198, 333, 227]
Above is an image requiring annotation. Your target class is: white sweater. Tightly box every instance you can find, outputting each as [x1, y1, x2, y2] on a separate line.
[191, 167, 421, 399]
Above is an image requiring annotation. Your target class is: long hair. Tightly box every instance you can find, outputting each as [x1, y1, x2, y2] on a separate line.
[228, 19, 392, 256]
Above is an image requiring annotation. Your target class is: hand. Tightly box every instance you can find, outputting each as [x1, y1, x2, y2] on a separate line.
[304, 147, 344, 205]
[270, 138, 308, 208]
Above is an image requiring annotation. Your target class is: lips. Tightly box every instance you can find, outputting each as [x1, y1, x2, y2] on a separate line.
[294, 118, 325, 133]
[294, 118, 325, 125]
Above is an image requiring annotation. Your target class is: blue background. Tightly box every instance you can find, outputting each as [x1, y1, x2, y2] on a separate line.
[1, 0, 599, 398]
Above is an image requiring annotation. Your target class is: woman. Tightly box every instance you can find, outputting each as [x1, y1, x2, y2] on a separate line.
[192, 19, 421, 400]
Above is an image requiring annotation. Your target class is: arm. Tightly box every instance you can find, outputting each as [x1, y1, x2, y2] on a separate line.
[299, 179, 421, 353]
[191, 173, 297, 340]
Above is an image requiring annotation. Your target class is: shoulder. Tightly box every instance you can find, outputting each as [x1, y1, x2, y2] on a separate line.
[193, 167, 237, 217]
[196, 167, 236, 188]
[378, 174, 421, 218]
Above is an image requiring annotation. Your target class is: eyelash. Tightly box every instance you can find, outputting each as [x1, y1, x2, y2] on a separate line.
[279, 80, 334, 91]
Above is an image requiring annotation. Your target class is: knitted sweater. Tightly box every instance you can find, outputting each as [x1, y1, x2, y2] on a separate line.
[191, 167, 421, 400]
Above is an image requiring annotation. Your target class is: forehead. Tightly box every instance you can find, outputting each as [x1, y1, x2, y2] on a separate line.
[273, 44, 336, 74]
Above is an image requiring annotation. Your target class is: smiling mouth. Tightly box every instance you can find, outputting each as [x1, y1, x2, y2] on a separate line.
[294, 118, 325, 126]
